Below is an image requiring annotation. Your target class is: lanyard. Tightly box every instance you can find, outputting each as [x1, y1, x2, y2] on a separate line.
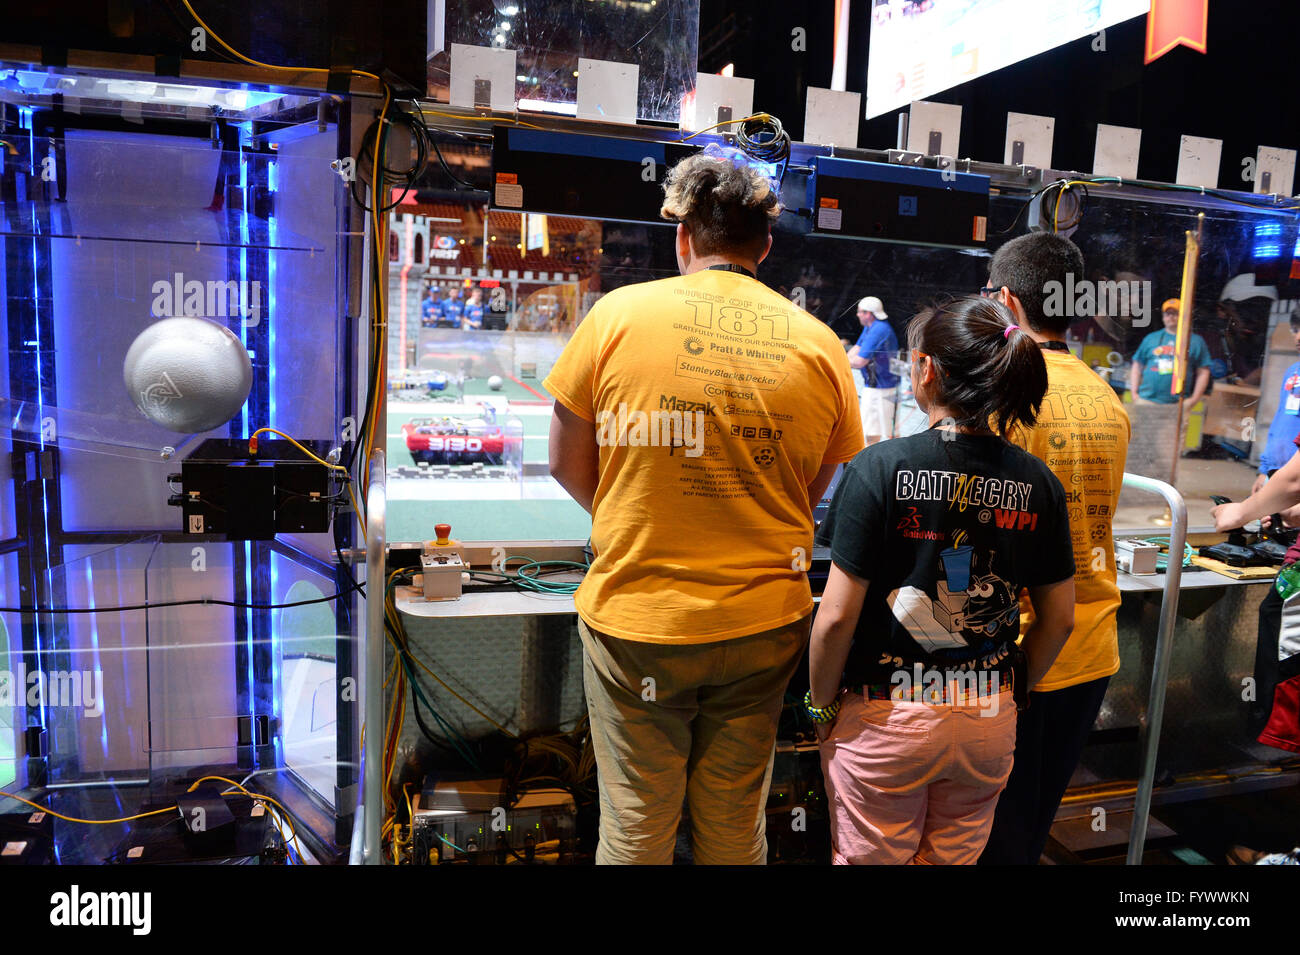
[704, 263, 757, 279]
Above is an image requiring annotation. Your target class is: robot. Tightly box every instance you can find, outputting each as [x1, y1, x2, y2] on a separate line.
[403, 414, 507, 465]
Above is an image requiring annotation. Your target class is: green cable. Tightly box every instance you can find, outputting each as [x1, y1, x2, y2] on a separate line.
[385, 575, 482, 769]
[436, 832, 468, 854]
[470, 556, 588, 595]
[401, 649, 479, 767]
[1140, 536, 1194, 570]
[400, 648, 481, 770]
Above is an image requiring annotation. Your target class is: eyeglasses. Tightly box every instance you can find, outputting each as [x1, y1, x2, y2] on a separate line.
[979, 285, 998, 297]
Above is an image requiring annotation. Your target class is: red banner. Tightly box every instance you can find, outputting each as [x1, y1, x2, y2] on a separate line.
[1145, 0, 1208, 64]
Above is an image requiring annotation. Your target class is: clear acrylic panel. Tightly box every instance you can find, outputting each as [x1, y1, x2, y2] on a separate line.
[430, 0, 701, 123]
[0, 553, 19, 792]
[0, 95, 360, 855]
[274, 553, 353, 805]
[384, 182, 1300, 540]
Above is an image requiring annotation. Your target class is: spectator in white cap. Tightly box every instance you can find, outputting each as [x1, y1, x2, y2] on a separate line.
[848, 296, 900, 445]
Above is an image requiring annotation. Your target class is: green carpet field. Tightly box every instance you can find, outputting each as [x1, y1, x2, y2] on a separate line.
[383, 381, 592, 542]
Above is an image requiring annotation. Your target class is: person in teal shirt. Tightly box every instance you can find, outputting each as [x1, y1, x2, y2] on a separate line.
[1128, 298, 1212, 405]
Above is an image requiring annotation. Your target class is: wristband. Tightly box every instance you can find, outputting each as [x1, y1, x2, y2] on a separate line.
[804, 689, 841, 724]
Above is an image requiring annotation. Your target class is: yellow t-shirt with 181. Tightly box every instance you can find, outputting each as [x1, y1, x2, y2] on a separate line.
[543, 269, 864, 644]
[1007, 349, 1131, 691]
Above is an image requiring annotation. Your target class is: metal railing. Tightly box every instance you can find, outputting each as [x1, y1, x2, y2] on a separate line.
[1120, 472, 1187, 865]
[350, 449, 386, 865]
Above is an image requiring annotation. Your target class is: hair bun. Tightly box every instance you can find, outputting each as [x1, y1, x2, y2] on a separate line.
[659, 148, 783, 253]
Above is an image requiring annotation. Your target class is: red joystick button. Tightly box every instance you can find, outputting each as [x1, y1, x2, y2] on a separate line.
[434, 523, 452, 545]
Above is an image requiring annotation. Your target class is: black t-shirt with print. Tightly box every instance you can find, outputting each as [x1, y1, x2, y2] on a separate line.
[815, 429, 1075, 687]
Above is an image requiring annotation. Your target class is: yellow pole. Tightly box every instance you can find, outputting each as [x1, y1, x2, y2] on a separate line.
[1169, 212, 1205, 491]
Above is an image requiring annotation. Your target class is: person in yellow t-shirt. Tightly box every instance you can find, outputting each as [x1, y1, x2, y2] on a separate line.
[544, 146, 864, 865]
[978, 232, 1131, 865]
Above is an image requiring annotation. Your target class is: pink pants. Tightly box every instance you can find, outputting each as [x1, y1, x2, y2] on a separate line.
[819, 689, 1017, 864]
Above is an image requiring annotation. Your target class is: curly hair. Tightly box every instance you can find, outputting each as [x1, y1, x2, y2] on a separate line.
[660, 146, 782, 257]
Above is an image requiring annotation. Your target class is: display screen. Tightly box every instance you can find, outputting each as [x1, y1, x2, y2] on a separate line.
[865, 0, 1151, 119]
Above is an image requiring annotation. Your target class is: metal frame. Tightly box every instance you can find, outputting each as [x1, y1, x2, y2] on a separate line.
[413, 103, 1299, 220]
[1121, 472, 1188, 864]
[2, 73, 369, 858]
[353, 449, 386, 865]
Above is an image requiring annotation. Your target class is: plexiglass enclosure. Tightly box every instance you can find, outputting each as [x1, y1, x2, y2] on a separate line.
[384, 161, 1300, 543]
[429, 0, 701, 123]
[7, 44, 1299, 866]
[0, 73, 364, 861]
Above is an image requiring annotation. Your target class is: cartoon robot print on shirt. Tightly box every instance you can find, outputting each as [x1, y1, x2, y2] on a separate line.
[886, 531, 1019, 653]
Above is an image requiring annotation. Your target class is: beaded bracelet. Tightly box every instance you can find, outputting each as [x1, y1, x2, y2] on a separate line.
[804, 689, 841, 724]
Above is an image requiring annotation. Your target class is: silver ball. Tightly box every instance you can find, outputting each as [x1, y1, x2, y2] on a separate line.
[123, 317, 253, 433]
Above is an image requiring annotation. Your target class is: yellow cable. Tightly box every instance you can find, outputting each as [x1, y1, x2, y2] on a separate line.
[263, 803, 302, 861]
[421, 108, 543, 130]
[1052, 179, 1101, 232]
[386, 685, 403, 830]
[247, 426, 364, 539]
[348, 482, 368, 544]
[383, 642, 406, 815]
[384, 664, 400, 790]
[402, 644, 517, 738]
[380, 650, 400, 848]
[391, 669, 407, 790]
[249, 428, 347, 473]
[188, 775, 303, 859]
[181, 1, 381, 86]
[180, 2, 391, 540]
[681, 112, 770, 141]
[394, 670, 407, 775]
[360, 87, 393, 503]
[383, 572, 517, 737]
[1058, 785, 1136, 805]
[0, 790, 176, 825]
[0, 779, 300, 864]
[399, 781, 416, 862]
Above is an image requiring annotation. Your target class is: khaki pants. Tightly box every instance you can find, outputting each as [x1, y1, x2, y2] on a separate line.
[578, 614, 811, 865]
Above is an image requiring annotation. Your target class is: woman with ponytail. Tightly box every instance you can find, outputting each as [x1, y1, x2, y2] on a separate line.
[807, 296, 1076, 865]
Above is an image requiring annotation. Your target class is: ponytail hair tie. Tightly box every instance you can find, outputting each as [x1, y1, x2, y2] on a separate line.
[1003, 324, 1019, 340]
